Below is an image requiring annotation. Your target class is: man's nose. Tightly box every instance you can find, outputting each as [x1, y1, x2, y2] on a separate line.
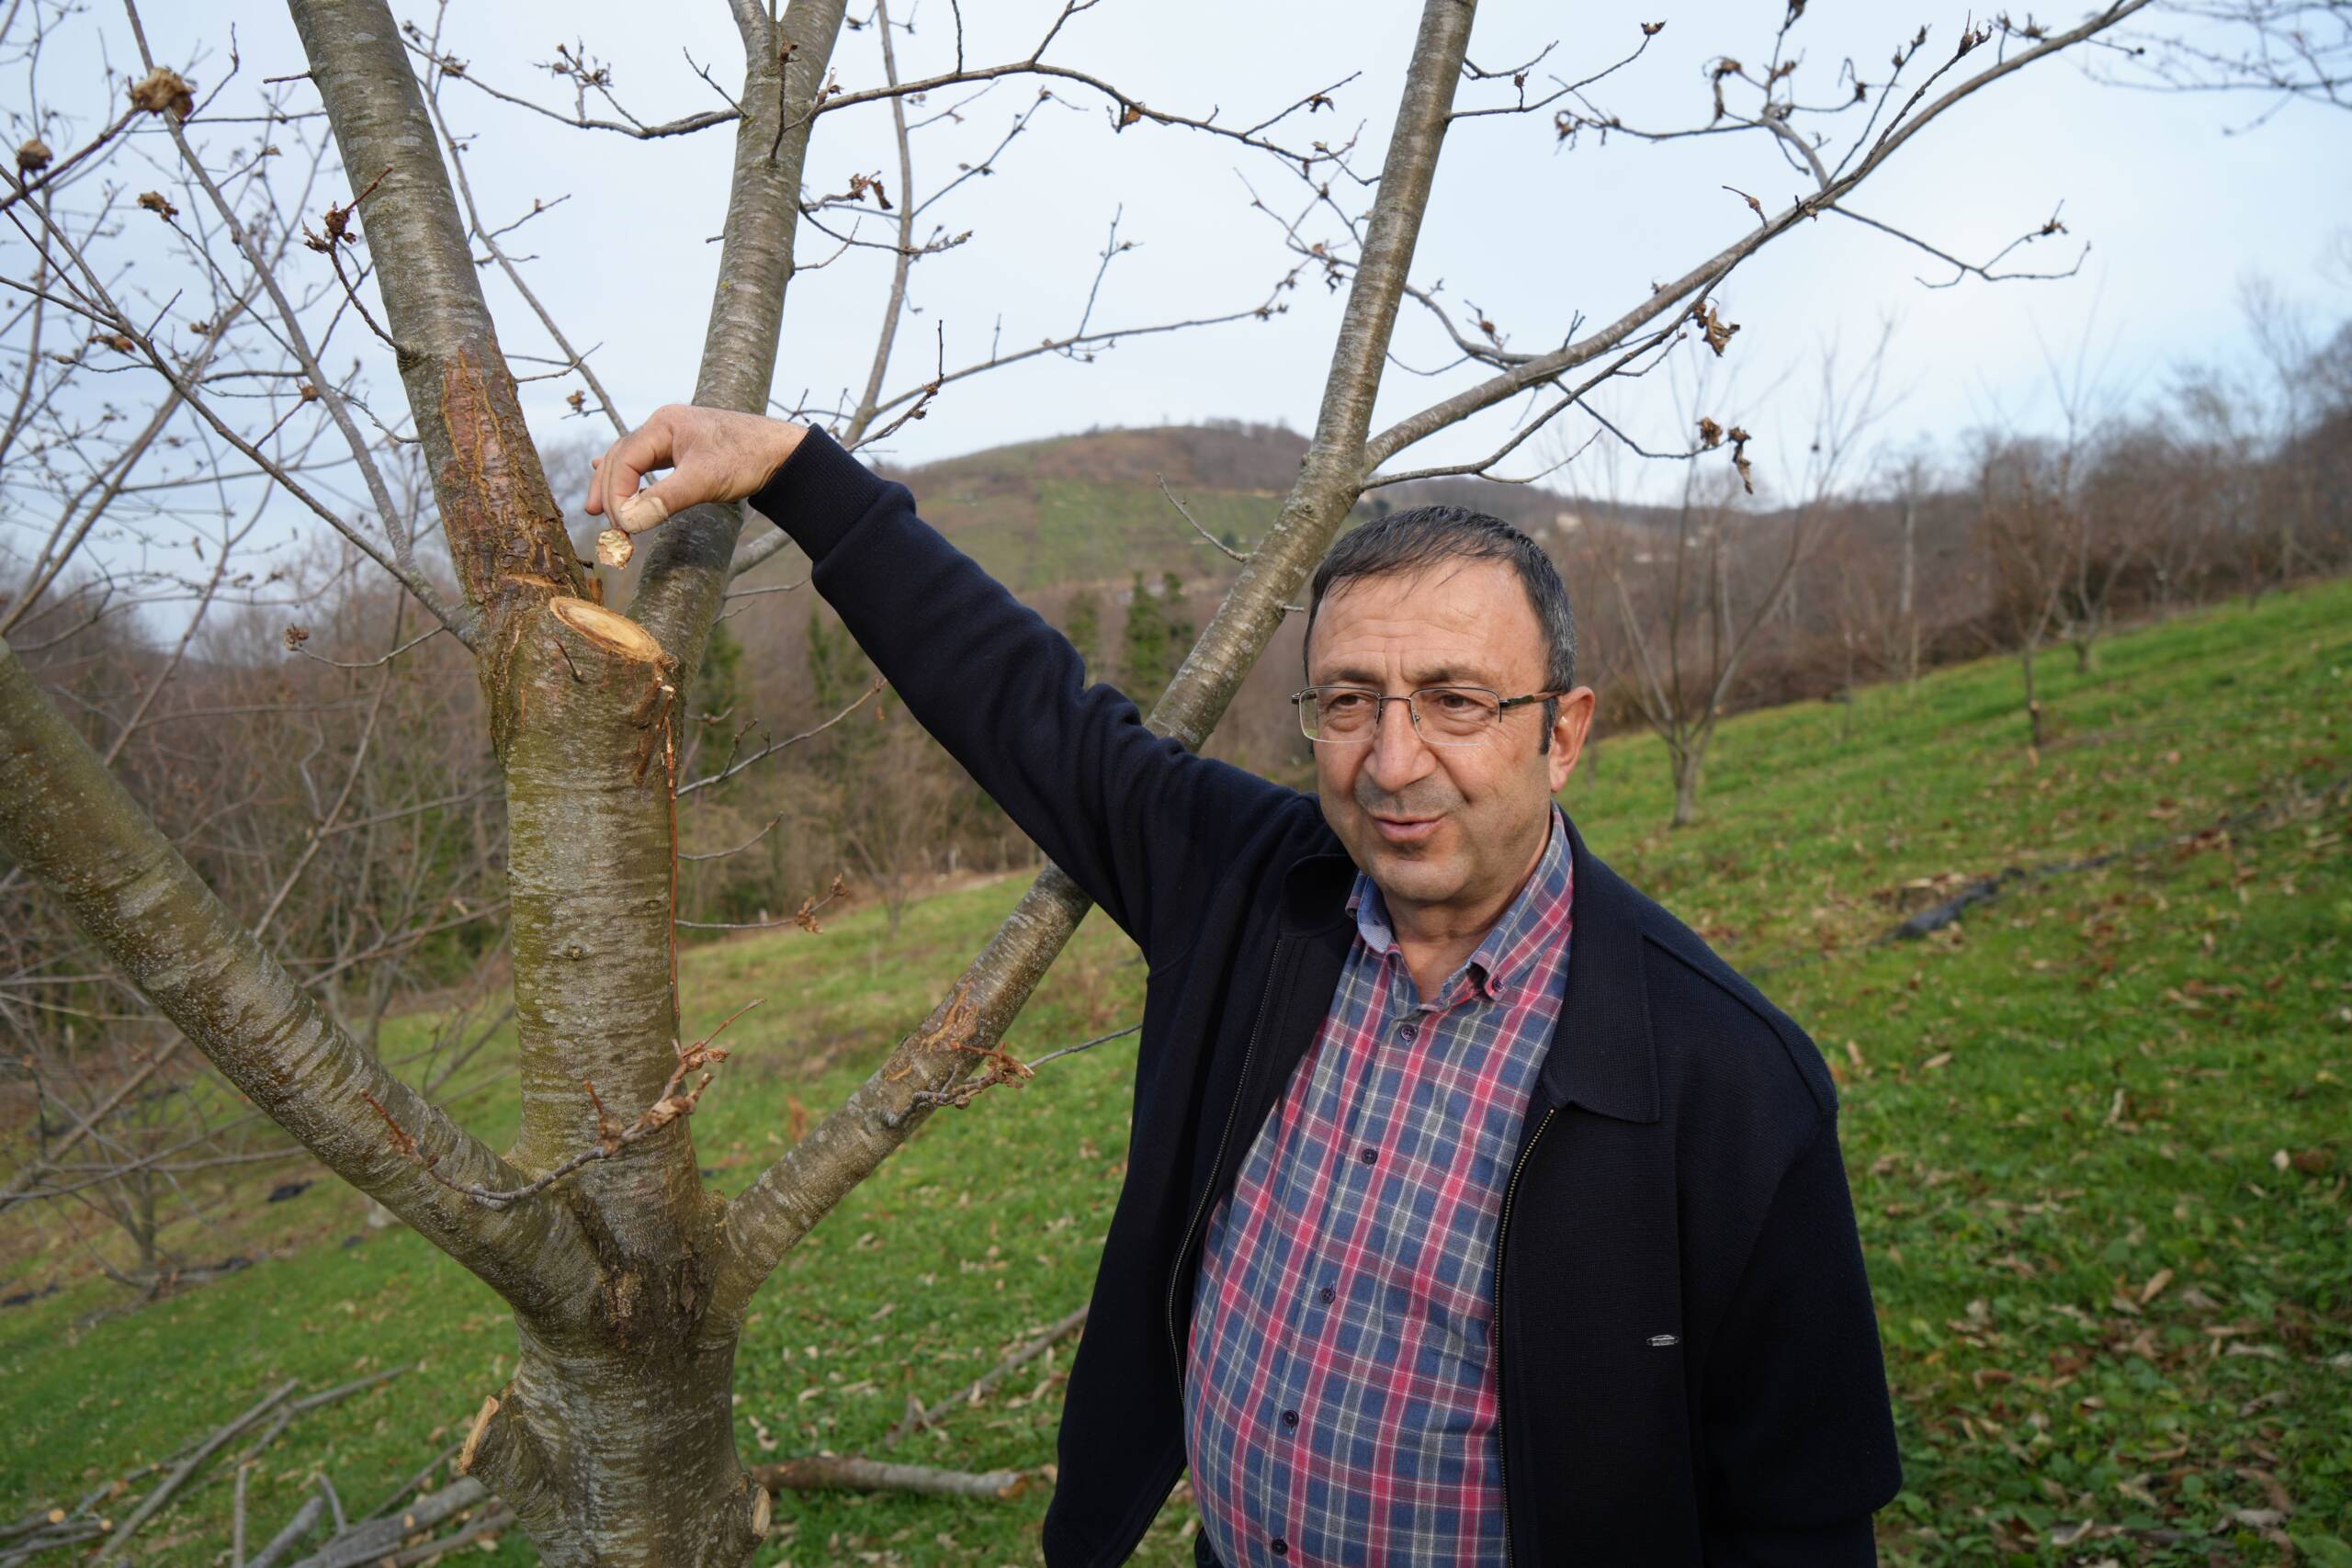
[1366, 696, 1432, 790]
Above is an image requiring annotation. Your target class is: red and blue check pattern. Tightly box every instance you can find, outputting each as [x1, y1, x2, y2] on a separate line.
[1184, 806, 1575, 1566]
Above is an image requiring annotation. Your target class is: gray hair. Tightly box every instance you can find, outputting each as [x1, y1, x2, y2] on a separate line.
[1305, 505, 1577, 745]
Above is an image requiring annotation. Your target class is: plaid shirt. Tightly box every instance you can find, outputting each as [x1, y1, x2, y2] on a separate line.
[1184, 806, 1575, 1566]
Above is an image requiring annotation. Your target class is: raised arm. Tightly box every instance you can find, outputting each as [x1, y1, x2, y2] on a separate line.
[591, 404, 1305, 960]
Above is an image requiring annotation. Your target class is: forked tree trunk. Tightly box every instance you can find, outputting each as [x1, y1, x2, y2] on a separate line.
[0, 0, 1472, 1561]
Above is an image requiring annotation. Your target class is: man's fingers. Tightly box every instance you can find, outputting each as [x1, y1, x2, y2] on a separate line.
[588, 412, 678, 523]
[615, 483, 673, 534]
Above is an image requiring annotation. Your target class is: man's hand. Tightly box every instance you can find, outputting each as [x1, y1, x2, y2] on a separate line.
[585, 404, 808, 537]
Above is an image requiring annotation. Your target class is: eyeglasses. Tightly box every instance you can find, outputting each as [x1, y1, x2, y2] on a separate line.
[1290, 684, 1566, 747]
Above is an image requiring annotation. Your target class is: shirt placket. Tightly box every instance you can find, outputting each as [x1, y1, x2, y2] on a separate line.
[1238, 953, 1377, 1564]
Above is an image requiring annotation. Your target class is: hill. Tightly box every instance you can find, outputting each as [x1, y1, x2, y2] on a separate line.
[863, 420, 1654, 595]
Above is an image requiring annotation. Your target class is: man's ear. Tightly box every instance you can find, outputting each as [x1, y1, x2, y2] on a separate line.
[1548, 687, 1598, 792]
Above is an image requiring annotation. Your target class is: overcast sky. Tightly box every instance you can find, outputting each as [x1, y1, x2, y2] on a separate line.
[40, 1, 2352, 544]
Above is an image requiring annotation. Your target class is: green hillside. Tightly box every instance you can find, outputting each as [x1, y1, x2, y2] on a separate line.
[865, 421, 1602, 595]
[2, 581, 2346, 1565]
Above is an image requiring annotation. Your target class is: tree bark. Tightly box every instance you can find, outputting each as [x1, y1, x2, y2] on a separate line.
[277, 4, 844, 1559]
[286, 0, 587, 632]
[631, 0, 852, 673]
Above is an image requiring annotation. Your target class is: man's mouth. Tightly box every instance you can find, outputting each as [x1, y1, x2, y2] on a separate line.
[1370, 815, 1440, 845]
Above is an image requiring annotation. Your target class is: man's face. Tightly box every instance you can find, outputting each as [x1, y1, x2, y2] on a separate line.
[1306, 559, 1595, 928]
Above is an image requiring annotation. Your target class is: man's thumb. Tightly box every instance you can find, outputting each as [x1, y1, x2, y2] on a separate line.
[614, 481, 677, 535]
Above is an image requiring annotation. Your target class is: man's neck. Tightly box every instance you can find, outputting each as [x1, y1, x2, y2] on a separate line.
[1385, 812, 1555, 1000]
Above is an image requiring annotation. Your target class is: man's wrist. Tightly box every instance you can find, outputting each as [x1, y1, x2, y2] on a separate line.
[758, 420, 810, 492]
[745, 425, 892, 561]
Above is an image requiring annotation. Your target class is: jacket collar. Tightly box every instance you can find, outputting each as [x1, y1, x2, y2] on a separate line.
[1276, 809, 1660, 1123]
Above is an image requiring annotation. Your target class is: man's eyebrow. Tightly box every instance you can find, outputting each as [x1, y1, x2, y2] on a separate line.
[1312, 662, 1494, 688]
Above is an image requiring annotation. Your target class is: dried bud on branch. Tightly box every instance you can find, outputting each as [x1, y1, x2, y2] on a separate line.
[303, 170, 387, 254]
[129, 66, 195, 118]
[1694, 299, 1741, 356]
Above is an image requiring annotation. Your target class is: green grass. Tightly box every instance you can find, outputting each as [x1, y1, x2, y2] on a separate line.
[4, 581, 2347, 1565]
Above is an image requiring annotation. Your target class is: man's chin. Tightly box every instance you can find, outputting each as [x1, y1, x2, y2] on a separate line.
[1359, 840, 1461, 899]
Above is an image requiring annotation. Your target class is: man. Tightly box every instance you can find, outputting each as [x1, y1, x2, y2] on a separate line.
[590, 406, 1903, 1565]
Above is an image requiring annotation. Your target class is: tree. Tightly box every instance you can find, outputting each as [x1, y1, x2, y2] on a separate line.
[1972, 433, 2079, 753]
[1062, 590, 1102, 677]
[1118, 570, 1193, 710]
[1591, 335, 1891, 827]
[1119, 569, 1170, 707]
[1161, 570, 1195, 682]
[0, 1, 2324, 1560]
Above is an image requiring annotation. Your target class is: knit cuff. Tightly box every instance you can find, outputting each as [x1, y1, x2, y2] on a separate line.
[745, 425, 893, 562]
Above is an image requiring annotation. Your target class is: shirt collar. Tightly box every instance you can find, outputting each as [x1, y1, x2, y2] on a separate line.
[1346, 803, 1575, 1002]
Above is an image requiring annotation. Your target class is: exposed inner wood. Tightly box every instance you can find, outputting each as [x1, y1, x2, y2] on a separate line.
[547, 597, 666, 664]
[457, 1394, 499, 1476]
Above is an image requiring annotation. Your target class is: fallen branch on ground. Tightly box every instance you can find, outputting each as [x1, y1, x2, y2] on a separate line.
[89, 1379, 296, 1563]
[886, 1304, 1090, 1447]
[0, 1364, 418, 1568]
[750, 1456, 1031, 1499]
[279, 1478, 495, 1568]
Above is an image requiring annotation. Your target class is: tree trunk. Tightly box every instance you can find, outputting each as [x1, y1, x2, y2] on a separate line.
[2021, 642, 2046, 753]
[1670, 744, 1703, 829]
[1899, 497, 1919, 686]
[460, 1326, 766, 1568]
[234, 2, 844, 1557]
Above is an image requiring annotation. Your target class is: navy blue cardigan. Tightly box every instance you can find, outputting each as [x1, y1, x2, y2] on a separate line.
[752, 430, 1903, 1566]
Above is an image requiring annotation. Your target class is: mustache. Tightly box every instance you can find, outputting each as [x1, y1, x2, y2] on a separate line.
[1353, 777, 1462, 818]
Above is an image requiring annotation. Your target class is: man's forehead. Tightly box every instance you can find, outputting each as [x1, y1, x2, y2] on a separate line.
[1308, 561, 1542, 680]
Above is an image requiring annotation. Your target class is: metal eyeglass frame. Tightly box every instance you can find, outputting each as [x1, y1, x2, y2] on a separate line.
[1288, 685, 1568, 747]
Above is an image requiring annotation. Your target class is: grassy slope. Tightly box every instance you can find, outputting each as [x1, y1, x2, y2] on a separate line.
[2, 581, 2346, 1566]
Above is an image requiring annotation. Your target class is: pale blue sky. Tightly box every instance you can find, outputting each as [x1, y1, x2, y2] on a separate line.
[25, 0, 2352, 558]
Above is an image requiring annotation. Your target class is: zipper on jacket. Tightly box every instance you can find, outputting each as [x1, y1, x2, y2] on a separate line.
[1166, 935, 1285, 1371]
[1490, 1103, 1559, 1568]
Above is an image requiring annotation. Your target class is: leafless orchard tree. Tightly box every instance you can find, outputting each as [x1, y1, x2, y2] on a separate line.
[0, 52, 516, 1295]
[0, 0, 2329, 1560]
[1, 527, 514, 1285]
[1585, 333, 1892, 826]
[1971, 431, 2083, 753]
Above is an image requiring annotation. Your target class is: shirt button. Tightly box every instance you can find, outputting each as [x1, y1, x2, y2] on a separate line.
[1398, 1022, 1418, 1044]
[1282, 1408, 1299, 1428]
[1318, 1286, 1336, 1304]
[1360, 1147, 1377, 1165]
[1272, 1540, 1289, 1558]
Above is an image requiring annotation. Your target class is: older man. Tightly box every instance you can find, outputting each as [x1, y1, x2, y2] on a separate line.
[592, 407, 1901, 1566]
